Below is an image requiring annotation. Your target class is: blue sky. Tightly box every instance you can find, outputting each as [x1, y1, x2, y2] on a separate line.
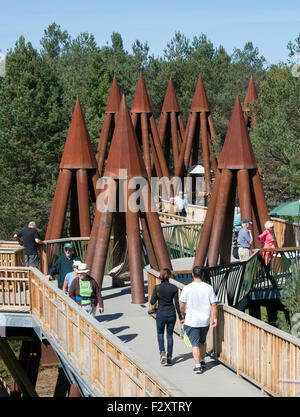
[0, 0, 299, 64]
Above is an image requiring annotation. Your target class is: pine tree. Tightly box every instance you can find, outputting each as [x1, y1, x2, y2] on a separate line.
[277, 263, 300, 337]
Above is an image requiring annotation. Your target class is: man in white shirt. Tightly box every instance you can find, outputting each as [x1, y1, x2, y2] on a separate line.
[174, 191, 188, 217]
[179, 266, 218, 374]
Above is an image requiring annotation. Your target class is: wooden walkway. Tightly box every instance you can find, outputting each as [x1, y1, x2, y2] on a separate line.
[95, 275, 263, 397]
[1, 265, 299, 397]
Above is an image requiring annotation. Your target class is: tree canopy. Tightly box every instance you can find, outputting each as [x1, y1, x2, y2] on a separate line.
[0, 23, 299, 239]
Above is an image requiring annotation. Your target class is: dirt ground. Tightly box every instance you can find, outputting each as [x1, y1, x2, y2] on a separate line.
[35, 366, 59, 397]
[0, 365, 59, 397]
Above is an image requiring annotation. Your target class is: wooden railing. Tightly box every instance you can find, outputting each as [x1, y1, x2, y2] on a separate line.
[160, 200, 207, 222]
[147, 268, 300, 397]
[0, 267, 183, 397]
[271, 217, 299, 248]
[0, 241, 24, 268]
[1, 265, 299, 397]
[0, 267, 30, 311]
[158, 212, 200, 224]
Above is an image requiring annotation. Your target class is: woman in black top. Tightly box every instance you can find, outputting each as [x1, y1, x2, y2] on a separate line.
[150, 269, 183, 365]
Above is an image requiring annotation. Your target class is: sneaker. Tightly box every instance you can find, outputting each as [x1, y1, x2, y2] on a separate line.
[166, 357, 172, 366]
[200, 360, 206, 370]
[193, 366, 204, 374]
[160, 351, 167, 365]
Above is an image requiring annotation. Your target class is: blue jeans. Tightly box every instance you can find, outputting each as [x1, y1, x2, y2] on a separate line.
[156, 315, 176, 358]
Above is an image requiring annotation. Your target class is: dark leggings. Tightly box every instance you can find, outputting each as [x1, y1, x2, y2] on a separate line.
[156, 315, 176, 357]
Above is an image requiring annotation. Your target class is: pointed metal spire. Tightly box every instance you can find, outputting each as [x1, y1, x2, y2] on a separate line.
[46, 98, 99, 241]
[60, 97, 98, 169]
[105, 75, 121, 113]
[218, 96, 257, 170]
[104, 95, 148, 179]
[190, 74, 210, 112]
[193, 96, 270, 268]
[242, 74, 258, 112]
[130, 71, 153, 113]
[161, 77, 181, 113]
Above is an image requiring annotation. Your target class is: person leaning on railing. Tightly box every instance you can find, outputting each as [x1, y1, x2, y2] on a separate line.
[13, 221, 44, 268]
[69, 263, 104, 317]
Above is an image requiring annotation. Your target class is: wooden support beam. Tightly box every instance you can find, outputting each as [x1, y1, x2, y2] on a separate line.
[0, 338, 38, 397]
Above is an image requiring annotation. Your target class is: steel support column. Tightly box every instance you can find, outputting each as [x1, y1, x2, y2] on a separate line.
[207, 169, 233, 266]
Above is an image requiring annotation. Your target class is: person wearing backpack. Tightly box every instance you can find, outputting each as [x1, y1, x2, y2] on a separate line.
[69, 263, 104, 317]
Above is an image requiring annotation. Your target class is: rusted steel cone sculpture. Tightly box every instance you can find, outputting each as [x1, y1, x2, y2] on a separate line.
[45, 98, 99, 240]
[85, 95, 172, 304]
[157, 77, 185, 175]
[194, 96, 270, 267]
[131, 72, 170, 184]
[242, 74, 258, 130]
[96, 76, 121, 176]
[174, 74, 218, 201]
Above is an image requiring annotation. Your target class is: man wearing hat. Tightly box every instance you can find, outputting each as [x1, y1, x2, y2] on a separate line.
[69, 263, 104, 317]
[46, 242, 81, 290]
[237, 219, 253, 261]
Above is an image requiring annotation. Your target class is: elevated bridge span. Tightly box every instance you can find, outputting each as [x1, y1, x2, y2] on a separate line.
[0, 266, 299, 397]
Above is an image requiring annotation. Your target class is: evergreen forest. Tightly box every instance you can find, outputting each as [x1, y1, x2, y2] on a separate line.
[0, 23, 299, 239]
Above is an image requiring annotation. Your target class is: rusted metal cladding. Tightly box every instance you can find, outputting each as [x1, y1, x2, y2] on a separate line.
[46, 98, 99, 240]
[170, 111, 180, 168]
[242, 75, 258, 112]
[125, 185, 145, 304]
[250, 170, 270, 232]
[46, 169, 73, 240]
[142, 183, 172, 271]
[243, 75, 258, 130]
[191, 74, 210, 112]
[76, 169, 91, 237]
[158, 78, 184, 175]
[237, 169, 253, 224]
[161, 77, 181, 113]
[70, 172, 80, 237]
[60, 98, 98, 170]
[105, 76, 122, 114]
[219, 174, 237, 265]
[200, 111, 211, 195]
[45, 169, 64, 240]
[90, 209, 113, 288]
[218, 96, 257, 170]
[86, 95, 172, 297]
[85, 186, 107, 269]
[207, 169, 233, 266]
[97, 76, 121, 175]
[131, 72, 170, 181]
[141, 113, 152, 180]
[193, 171, 221, 267]
[131, 72, 153, 114]
[140, 214, 159, 271]
[149, 114, 170, 179]
[97, 112, 112, 175]
[106, 95, 148, 180]
[112, 211, 126, 268]
[174, 74, 218, 198]
[175, 112, 197, 178]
